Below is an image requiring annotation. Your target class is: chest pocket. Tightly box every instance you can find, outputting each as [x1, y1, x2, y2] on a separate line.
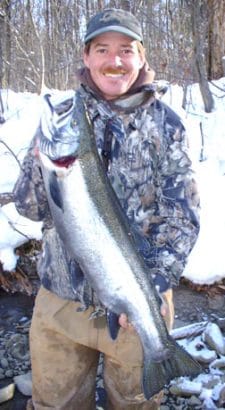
[113, 123, 160, 188]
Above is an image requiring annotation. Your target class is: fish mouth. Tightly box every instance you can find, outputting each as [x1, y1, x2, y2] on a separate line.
[51, 155, 77, 168]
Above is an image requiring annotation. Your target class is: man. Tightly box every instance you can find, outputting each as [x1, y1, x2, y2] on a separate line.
[14, 8, 200, 410]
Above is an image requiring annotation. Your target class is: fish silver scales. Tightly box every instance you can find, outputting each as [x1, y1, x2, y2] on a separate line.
[38, 91, 202, 400]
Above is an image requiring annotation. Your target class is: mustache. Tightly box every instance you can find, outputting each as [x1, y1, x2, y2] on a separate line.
[103, 67, 127, 75]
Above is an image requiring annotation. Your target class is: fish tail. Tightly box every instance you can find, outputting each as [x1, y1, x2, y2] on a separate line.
[142, 337, 202, 400]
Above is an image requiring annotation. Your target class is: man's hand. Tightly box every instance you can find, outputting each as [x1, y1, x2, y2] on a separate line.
[118, 313, 131, 329]
[118, 293, 170, 329]
[159, 295, 169, 318]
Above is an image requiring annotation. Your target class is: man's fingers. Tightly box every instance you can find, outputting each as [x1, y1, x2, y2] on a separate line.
[118, 313, 133, 329]
[160, 295, 169, 317]
[118, 313, 129, 328]
[119, 297, 169, 330]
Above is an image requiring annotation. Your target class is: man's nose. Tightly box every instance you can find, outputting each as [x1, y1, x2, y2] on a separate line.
[108, 54, 122, 67]
[115, 56, 122, 66]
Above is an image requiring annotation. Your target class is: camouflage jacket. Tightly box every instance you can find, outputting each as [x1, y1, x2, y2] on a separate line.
[13, 85, 200, 307]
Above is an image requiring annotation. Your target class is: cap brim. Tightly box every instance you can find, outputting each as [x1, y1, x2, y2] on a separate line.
[84, 25, 142, 44]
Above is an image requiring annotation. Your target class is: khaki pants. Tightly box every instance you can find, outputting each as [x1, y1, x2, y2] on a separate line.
[28, 286, 174, 410]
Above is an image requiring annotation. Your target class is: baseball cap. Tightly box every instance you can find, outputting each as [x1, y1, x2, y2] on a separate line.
[84, 8, 143, 44]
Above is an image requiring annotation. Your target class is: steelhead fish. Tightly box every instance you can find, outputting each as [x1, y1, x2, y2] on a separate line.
[38, 91, 202, 400]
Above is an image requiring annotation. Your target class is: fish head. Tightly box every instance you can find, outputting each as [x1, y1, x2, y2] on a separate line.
[39, 92, 80, 163]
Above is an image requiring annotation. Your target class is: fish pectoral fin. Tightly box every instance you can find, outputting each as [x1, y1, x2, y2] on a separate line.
[106, 310, 120, 340]
[142, 338, 202, 400]
[49, 171, 64, 211]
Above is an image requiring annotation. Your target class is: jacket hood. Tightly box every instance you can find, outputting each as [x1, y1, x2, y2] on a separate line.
[76, 62, 155, 100]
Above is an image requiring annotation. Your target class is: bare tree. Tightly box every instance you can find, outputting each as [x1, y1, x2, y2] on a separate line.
[0, 0, 220, 114]
[207, 0, 225, 79]
[0, 0, 11, 88]
[120, 0, 131, 11]
[191, 0, 214, 112]
[0, 9, 4, 88]
[97, 0, 104, 10]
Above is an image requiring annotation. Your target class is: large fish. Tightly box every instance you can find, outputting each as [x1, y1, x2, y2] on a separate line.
[38, 91, 202, 400]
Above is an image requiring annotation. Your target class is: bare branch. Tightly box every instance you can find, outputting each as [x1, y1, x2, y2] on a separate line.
[7, 219, 31, 241]
[0, 139, 22, 169]
[0, 192, 14, 205]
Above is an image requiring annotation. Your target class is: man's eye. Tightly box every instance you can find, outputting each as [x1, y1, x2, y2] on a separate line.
[97, 48, 107, 54]
[122, 49, 133, 54]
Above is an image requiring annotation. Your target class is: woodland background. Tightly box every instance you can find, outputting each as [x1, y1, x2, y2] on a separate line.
[0, 0, 225, 114]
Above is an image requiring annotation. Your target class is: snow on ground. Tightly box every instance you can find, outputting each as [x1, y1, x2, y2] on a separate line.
[0, 80, 225, 284]
[162, 78, 225, 285]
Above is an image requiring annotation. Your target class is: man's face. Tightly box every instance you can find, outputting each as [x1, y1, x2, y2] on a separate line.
[83, 32, 145, 100]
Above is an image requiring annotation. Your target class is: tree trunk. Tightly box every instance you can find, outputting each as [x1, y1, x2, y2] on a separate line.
[0, 11, 4, 88]
[0, 0, 11, 88]
[222, 57, 225, 77]
[207, 0, 225, 80]
[191, 0, 214, 113]
[120, 0, 131, 11]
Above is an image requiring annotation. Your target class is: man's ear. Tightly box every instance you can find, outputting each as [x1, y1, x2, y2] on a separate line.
[139, 60, 145, 69]
[83, 51, 89, 68]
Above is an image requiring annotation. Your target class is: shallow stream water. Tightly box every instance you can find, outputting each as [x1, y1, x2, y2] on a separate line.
[1, 283, 225, 409]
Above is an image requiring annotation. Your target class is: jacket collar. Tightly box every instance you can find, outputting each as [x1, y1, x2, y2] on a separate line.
[76, 62, 156, 110]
